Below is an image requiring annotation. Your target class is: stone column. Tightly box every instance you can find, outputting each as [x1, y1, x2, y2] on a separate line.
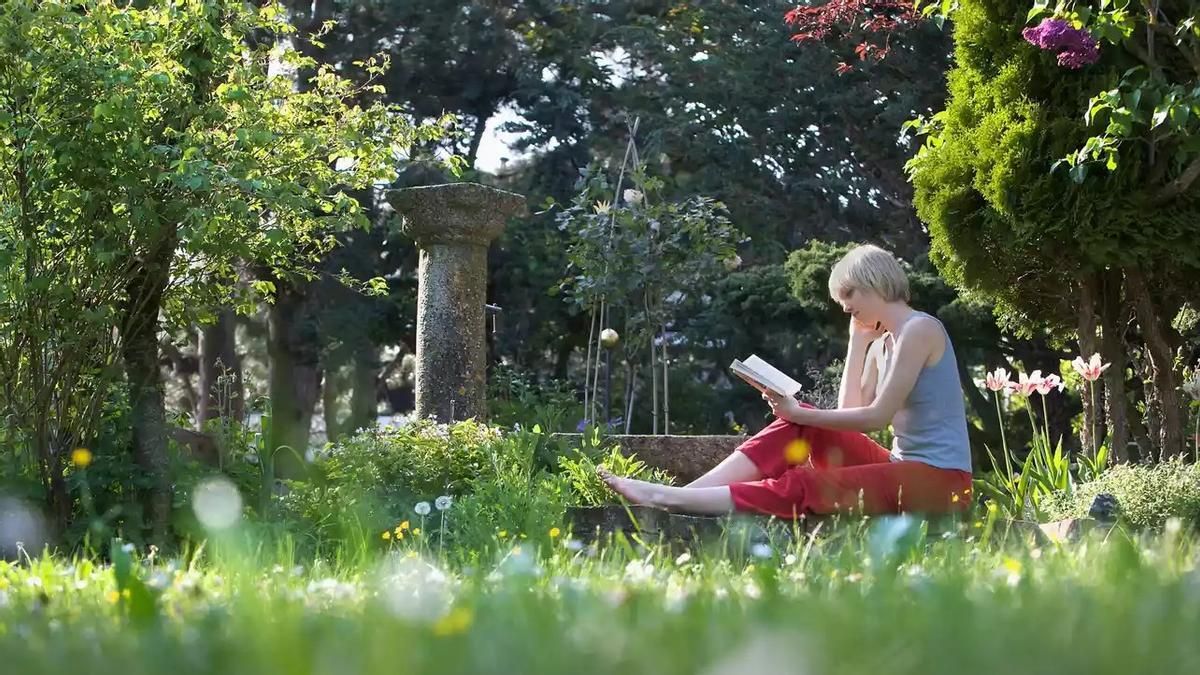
[387, 182, 526, 422]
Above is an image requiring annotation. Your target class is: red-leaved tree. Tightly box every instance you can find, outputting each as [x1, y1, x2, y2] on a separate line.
[785, 1, 920, 72]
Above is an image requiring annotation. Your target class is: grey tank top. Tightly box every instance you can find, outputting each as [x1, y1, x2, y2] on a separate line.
[888, 312, 973, 473]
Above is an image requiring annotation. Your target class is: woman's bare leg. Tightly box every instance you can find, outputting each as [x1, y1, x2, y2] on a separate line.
[598, 468, 735, 515]
[684, 450, 762, 488]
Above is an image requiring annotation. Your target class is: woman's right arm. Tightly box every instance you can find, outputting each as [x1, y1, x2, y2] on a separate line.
[838, 336, 872, 409]
[838, 318, 884, 409]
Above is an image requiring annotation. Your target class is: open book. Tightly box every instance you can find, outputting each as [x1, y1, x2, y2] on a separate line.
[730, 355, 803, 400]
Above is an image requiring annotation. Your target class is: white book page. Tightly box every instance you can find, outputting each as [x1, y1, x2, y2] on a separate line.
[743, 355, 802, 397]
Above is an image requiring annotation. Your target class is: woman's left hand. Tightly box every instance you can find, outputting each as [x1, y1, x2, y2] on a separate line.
[763, 390, 805, 423]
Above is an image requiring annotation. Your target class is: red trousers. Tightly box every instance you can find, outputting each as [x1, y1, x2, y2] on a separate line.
[728, 416, 972, 519]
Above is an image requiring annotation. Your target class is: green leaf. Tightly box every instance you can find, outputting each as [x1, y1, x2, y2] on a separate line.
[1169, 104, 1190, 129]
[1153, 106, 1170, 128]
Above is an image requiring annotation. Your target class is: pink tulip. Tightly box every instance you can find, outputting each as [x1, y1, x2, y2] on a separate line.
[1035, 373, 1065, 395]
[984, 367, 1011, 392]
[1071, 353, 1111, 383]
[1007, 370, 1043, 397]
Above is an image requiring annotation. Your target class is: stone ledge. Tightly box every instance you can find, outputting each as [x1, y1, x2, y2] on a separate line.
[566, 505, 799, 545]
[568, 507, 1112, 548]
[551, 433, 746, 483]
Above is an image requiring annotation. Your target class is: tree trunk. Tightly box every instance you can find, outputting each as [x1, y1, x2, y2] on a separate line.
[347, 347, 380, 436]
[1125, 377, 1152, 463]
[1099, 271, 1130, 463]
[466, 110, 491, 171]
[1125, 268, 1186, 460]
[121, 248, 174, 542]
[1077, 274, 1101, 458]
[956, 357, 999, 466]
[322, 361, 342, 443]
[1131, 347, 1162, 458]
[197, 309, 242, 427]
[267, 279, 322, 478]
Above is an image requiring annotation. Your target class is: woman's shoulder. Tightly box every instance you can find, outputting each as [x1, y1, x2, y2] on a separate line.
[901, 312, 944, 339]
[897, 313, 948, 364]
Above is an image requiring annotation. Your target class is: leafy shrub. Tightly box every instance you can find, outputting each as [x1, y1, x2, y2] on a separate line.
[1043, 458, 1200, 529]
[557, 445, 675, 507]
[446, 429, 570, 553]
[274, 419, 502, 551]
[488, 365, 581, 434]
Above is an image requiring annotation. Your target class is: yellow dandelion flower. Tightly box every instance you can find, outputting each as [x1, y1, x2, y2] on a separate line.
[498, 530, 507, 539]
[549, 527, 561, 539]
[71, 448, 93, 468]
[105, 590, 120, 604]
[399, 521, 410, 531]
[1002, 557, 1022, 575]
[382, 531, 391, 540]
[433, 607, 474, 637]
[784, 438, 810, 465]
[413, 528, 421, 536]
[974, 521, 983, 528]
[952, 493, 960, 503]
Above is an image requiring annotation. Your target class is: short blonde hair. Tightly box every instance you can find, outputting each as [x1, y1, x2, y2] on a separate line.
[827, 244, 910, 303]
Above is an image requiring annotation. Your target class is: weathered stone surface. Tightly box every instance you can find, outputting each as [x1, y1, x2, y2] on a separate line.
[552, 433, 746, 483]
[389, 182, 526, 246]
[567, 505, 806, 545]
[1038, 517, 1111, 543]
[387, 183, 526, 422]
[568, 506, 961, 546]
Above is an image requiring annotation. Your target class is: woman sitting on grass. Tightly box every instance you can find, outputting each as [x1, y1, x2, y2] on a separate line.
[600, 244, 974, 518]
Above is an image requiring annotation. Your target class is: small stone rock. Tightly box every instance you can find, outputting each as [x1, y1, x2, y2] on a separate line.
[1088, 492, 1120, 522]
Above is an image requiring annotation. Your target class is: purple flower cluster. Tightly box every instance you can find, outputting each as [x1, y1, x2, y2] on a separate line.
[1022, 18, 1100, 69]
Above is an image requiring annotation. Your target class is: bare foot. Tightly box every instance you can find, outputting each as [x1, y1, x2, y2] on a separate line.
[597, 467, 664, 508]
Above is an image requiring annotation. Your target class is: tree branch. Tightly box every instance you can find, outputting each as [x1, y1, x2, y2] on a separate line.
[1124, 36, 1157, 69]
[1151, 22, 1200, 75]
[1151, 155, 1200, 205]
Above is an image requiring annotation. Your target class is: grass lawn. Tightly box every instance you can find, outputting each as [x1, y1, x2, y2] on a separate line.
[1, 516, 1197, 675]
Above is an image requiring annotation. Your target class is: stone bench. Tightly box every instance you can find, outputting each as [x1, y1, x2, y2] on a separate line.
[566, 505, 1110, 548]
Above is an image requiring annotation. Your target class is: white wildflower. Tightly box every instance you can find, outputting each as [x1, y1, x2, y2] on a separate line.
[623, 559, 655, 584]
[675, 552, 692, 566]
[414, 501, 431, 516]
[623, 189, 643, 205]
[750, 543, 772, 559]
[435, 495, 453, 511]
